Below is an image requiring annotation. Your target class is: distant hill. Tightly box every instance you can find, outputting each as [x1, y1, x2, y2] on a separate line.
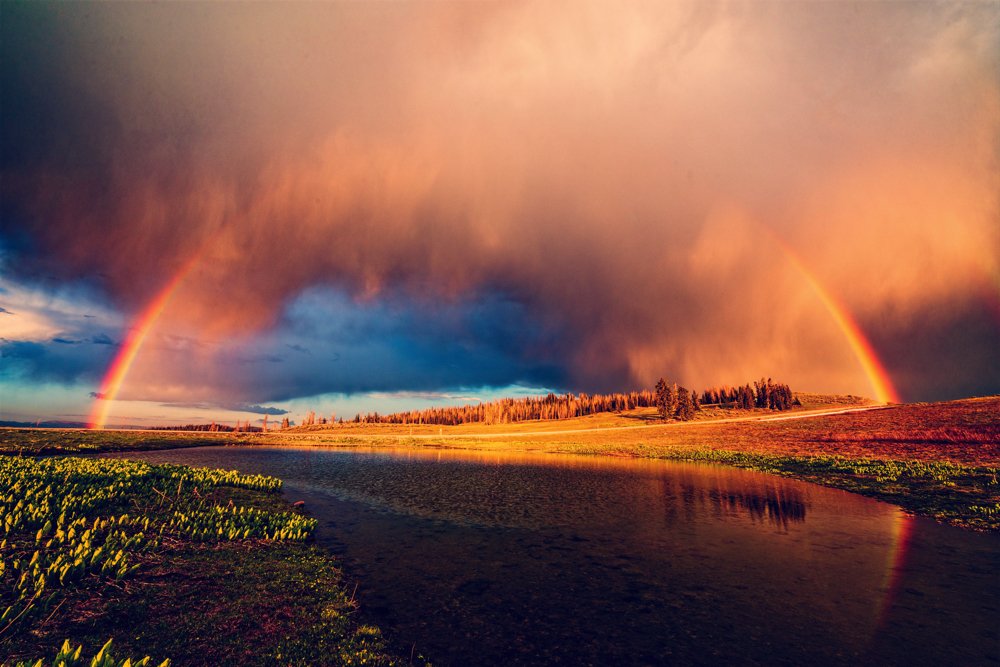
[0, 420, 90, 429]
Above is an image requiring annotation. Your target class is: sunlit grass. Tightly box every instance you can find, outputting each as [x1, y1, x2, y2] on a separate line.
[1, 455, 412, 665]
[1, 457, 310, 640]
[0, 429, 240, 455]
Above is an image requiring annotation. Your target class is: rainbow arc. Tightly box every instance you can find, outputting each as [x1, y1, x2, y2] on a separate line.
[763, 228, 901, 404]
[89, 232, 902, 429]
[87, 255, 202, 429]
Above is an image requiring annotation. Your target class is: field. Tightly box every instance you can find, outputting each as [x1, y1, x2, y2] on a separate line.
[287, 392, 876, 437]
[278, 395, 996, 461]
[0, 430, 241, 456]
[0, 456, 409, 666]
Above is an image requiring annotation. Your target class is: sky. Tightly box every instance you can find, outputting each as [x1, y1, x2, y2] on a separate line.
[1, 1, 998, 427]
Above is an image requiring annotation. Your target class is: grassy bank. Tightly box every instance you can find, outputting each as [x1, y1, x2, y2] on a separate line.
[0, 429, 244, 456]
[0, 456, 410, 666]
[555, 397, 1000, 531]
[570, 446, 1000, 531]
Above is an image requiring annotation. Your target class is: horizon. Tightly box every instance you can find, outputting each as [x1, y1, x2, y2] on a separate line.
[2, 2, 998, 427]
[12, 385, 1000, 432]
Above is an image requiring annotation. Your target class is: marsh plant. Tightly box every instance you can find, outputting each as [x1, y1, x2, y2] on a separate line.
[0, 456, 316, 661]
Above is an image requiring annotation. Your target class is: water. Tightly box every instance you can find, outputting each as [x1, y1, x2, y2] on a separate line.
[107, 446, 1000, 666]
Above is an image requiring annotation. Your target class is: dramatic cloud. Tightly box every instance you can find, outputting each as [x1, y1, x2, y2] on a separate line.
[115, 287, 566, 405]
[2, 1, 998, 410]
[157, 402, 288, 416]
[0, 276, 121, 387]
[228, 404, 290, 417]
[1, 338, 112, 385]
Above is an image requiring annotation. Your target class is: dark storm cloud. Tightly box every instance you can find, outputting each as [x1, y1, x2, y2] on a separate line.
[235, 354, 284, 365]
[1, 341, 44, 360]
[0, 4, 119, 172]
[118, 287, 567, 405]
[158, 401, 289, 416]
[1, 338, 113, 384]
[872, 296, 1000, 402]
[2, 1, 998, 403]
[269, 288, 569, 401]
[224, 404, 289, 416]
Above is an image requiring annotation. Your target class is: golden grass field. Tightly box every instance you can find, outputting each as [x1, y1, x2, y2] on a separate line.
[274, 395, 1000, 467]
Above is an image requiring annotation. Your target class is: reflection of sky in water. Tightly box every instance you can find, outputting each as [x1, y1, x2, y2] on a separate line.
[145, 447, 813, 530]
[109, 446, 1000, 666]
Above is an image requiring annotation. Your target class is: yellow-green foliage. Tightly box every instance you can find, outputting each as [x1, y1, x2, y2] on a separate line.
[0, 456, 316, 638]
[13, 637, 170, 667]
[165, 505, 315, 541]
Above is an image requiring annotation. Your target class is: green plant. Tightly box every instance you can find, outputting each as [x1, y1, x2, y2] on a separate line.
[13, 637, 169, 667]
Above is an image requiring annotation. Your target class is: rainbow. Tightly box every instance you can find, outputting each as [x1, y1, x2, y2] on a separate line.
[876, 512, 915, 630]
[87, 255, 202, 429]
[766, 230, 901, 404]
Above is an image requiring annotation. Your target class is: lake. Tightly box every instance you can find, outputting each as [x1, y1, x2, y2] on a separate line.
[107, 446, 1000, 666]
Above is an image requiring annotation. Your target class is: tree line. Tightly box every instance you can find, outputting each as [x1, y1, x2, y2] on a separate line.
[155, 377, 797, 431]
[346, 391, 660, 426]
[340, 377, 796, 427]
[653, 377, 794, 421]
[698, 378, 796, 412]
[150, 414, 290, 433]
[150, 420, 262, 433]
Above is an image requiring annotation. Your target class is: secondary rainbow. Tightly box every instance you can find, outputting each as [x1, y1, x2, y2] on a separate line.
[87, 255, 202, 429]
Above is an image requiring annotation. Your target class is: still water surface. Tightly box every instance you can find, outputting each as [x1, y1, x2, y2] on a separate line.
[110, 446, 999, 666]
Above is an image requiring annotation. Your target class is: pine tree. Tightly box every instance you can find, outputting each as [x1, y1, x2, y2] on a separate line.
[753, 378, 767, 408]
[676, 387, 694, 420]
[655, 378, 669, 421]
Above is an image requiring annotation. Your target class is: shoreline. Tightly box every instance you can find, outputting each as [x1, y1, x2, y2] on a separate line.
[3, 396, 998, 533]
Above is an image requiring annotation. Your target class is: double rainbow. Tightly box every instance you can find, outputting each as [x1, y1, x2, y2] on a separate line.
[88, 232, 901, 429]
